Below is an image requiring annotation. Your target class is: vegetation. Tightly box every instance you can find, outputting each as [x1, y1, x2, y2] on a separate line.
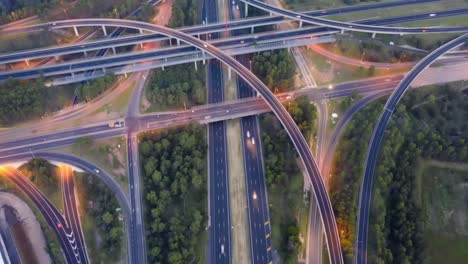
[75, 74, 117, 102]
[75, 172, 124, 263]
[140, 125, 208, 263]
[329, 83, 468, 263]
[0, 0, 55, 23]
[0, 78, 47, 125]
[145, 64, 206, 110]
[144, 0, 204, 111]
[260, 96, 317, 263]
[168, 0, 199, 27]
[252, 50, 296, 92]
[18, 158, 59, 194]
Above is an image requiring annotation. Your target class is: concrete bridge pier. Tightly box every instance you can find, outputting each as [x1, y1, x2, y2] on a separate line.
[25, 59, 30, 67]
[83, 50, 88, 57]
[251, 26, 255, 34]
[102, 26, 107, 36]
[112, 47, 117, 55]
[228, 67, 231, 80]
[372, 32, 376, 38]
[177, 39, 180, 46]
[73, 26, 79, 37]
[244, 3, 248, 17]
[299, 21, 303, 28]
[194, 61, 198, 71]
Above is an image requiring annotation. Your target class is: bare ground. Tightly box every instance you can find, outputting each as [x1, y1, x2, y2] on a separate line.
[0, 192, 51, 264]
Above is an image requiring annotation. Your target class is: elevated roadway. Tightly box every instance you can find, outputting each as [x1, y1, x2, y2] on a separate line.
[355, 33, 468, 264]
[2, 18, 344, 261]
[241, 0, 468, 34]
[2, 8, 468, 66]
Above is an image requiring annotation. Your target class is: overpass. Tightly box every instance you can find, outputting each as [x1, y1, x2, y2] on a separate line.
[1, 18, 345, 264]
[2, 7, 468, 66]
[241, 0, 468, 35]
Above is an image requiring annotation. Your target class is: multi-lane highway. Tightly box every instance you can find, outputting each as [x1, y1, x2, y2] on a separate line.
[0, 166, 85, 264]
[204, 0, 232, 263]
[355, 33, 468, 264]
[232, 2, 273, 263]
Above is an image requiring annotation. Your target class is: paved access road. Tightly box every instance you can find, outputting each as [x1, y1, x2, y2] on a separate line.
[355, 33, 468, 264]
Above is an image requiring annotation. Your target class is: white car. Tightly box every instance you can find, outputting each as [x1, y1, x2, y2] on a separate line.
[94, 169, 100, 174]
[221, 244, 225, 255]
[236, 5, 239, 10]
[251, 137, 255, 145]
[253, 191, 257, 200]
[247, 130, 251, 138]
[429, 13, 436, 17]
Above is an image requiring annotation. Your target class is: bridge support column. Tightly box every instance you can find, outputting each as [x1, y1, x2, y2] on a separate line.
[102, 26, 107, 36]
[372, 32, 376, 39]
[341, 29, 344, 34]
[102, 68, 106, 73]
[83, 51, 88, 57]
[228, 67, 231, 80]
[177, 39, 180, 46]
[140, 43, 144, 49]
[244, 3, 248, 17]
[124, 72, 128, 78]
[73, 26, 79, 37]
[162, 66, 165, 71]
[299, 21, 303, 28]
[139, 29, 144, 34]
[112, 47, 117, 55]
[54, 55, 59, 61]
[251, 26, 254, 34]
[25, 59, 30, 67]
[71, 72, 75, 78]
[202, 51, 206, 64]
[194, 61, 198, 71]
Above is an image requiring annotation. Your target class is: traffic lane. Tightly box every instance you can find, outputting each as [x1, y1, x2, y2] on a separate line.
[0, 78, 402, 158]
[0, 167, 78, 263]
[62, 165, 89, 264]
[241, 116, 271, 264]
[127, 135, 146, 264]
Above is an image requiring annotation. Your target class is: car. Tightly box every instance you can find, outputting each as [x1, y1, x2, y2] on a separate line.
[247, 130, 251, 138]
[57, 223, 62, 229]
[232, 1, 235, 4]
[296, 15, 301, 19]
[251, 137, 255, 145]
[203, 44, 208, 48]
[221, 244, 225, 255]
[114, 121, 124, 128]
[429, 13, 436, 17]
[52, 22, 56, 26]
[236, 5, 239, 10]
[240, 40, 245, 44]
[94, 169, 100, 174]
[253, 191, 257, 200]
[389, 41, 395, 46]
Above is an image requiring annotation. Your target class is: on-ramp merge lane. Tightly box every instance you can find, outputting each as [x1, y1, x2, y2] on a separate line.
[355, 33, 468, 264]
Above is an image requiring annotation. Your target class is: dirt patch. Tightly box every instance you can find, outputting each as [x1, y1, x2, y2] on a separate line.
[226, 120, 251, 264]
[0, 192, 51, 264]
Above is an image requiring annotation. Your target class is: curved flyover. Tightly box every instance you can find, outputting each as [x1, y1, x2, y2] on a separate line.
[0, 151, 133, 263]
[241, 0, 468, 34]
[355, 33, 468, 264]
[19, 18, 343, 264]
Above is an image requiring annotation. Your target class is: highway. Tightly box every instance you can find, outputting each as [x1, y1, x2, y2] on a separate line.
[204, 0, 232, 263]
[60, 165, 89, 264]
[6, 5, 468, 64]
[3, 8, 468, 67]
[241, 0, 468, 34]
[0, 166, 84, 264]
[0, 151, 133, 263]
[1, 17, 344, 264]
[355, 33, 468, 264]
[233, 2, 273, 262]
[127, 133, 147, 264]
